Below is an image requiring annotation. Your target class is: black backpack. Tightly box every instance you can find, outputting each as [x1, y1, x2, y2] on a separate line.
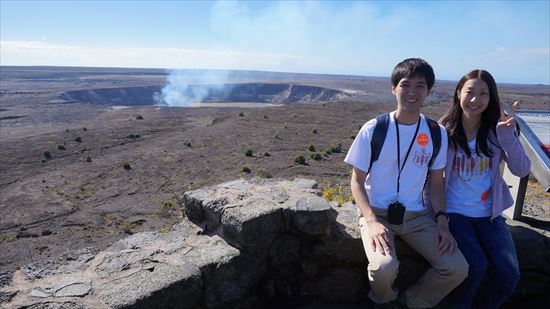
[366, 113, 442, 174]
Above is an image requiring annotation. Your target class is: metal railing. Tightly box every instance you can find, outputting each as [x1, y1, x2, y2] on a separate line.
[503, 110, 549, 220]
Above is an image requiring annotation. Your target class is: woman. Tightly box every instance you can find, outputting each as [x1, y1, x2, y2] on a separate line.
[439, 69, 530, 308]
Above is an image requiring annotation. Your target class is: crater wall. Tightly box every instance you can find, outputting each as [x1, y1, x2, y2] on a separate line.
[61, 83, 352, 106]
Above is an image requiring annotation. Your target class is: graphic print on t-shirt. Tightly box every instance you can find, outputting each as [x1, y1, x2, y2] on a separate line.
[412, 147, 430, 168]
[446, 140, 493, 216]
[452, 147, 492, 182]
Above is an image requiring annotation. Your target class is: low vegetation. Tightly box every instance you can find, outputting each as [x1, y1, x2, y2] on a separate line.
[80, 186, 94, 199]
[1, 233, 16, 243]
[255, 169, 273, 179]
[325, 143, 342, 155]
[159, 198, 178, 218]
[123, 161, 132, 170]
[310, 153, 322, 161]
[294, 155, 306, 165]
[322, 184, 353, 206]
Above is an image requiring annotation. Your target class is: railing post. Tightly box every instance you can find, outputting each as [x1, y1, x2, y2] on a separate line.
[502, 164, 529, 220]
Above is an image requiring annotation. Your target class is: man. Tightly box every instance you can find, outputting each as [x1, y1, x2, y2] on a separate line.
[345, 58, 468, 308]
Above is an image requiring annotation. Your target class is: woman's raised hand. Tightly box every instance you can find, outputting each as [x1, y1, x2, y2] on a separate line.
[499, 100, 520, 127]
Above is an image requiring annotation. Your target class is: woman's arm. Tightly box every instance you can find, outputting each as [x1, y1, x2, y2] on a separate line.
[496, 123, 531, 177]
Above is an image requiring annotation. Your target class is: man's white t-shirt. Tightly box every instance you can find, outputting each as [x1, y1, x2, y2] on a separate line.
[344, 111, 448, 212]
[446, 138, 493, 217]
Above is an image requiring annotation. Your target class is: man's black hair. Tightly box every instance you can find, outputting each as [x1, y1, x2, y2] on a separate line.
[391, 58, 435, 90]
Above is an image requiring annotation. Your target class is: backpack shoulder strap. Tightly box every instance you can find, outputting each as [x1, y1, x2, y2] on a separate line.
[425, 116, 441, 168]
[368, 113, 390, 173]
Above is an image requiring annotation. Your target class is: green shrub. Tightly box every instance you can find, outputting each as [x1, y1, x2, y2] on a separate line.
[80, 186, 94, 198]
[0, 233, 16, 243]
[74, 136, 82, 143]
[43, 151, 52, 160]
[308, 145, 316, 152]
[312, 129, 318, 134]
[326, 143, 342, 154]
[85, 155, 92, 162]
[159, 198, 177, 218]
[242, 166, 251, 173]
[127, 133, 140, 139]
[123, 162, 132, 170]
[256, 169, 273, 178]
[239, 112, 244, 117]
[245, 149, 253, 157]
[263, 152, 271, 157]
[294, 155, 306, 165]
[136, 115, 144, 120]
[57, 145, 66, 150]
[310, 153, 322, 161]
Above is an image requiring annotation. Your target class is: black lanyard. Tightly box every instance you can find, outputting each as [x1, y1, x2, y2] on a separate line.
[394, 115, 421, 199]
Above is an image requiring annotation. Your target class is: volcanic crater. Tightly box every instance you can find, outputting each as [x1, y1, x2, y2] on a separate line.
[62, 83, 351, 106]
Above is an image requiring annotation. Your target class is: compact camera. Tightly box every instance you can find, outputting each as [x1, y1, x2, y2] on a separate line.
[387, 201, 405, 225]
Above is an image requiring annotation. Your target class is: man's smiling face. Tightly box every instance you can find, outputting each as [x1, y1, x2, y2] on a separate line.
[392, 75, 430, 115]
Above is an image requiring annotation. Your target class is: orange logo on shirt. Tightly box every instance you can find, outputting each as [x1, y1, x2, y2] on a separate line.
[417, 133, 429, 146]
[481, 190, 489, 202]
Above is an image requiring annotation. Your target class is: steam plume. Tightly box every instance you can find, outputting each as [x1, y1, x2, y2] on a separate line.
[155, 69, 230, 107]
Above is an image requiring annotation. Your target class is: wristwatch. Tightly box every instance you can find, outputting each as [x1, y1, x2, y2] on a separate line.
[434, 210, 449, 222]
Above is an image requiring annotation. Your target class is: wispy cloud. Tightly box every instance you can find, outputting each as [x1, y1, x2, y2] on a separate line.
[1, 1, 548, 84]
[0, 40, 304, 71]
[494, 47, 550, 56]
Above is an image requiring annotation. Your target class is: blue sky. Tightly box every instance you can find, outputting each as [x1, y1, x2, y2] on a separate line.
[1, 1, 549, 85]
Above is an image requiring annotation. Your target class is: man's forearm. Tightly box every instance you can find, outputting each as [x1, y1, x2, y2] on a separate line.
[430, 187, 445, 213]
[428, 169, 448, 224]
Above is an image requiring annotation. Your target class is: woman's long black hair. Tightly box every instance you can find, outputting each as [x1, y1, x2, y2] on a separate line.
[439, 70, 501, 157]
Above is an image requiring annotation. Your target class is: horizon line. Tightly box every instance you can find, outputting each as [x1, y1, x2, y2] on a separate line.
[2, 64, 549, 87]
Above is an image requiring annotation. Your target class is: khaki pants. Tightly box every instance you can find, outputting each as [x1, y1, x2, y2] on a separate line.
[359, 208, 468, 308]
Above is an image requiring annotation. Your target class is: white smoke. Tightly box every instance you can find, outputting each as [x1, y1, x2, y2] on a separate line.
[155, 69, 230, 107]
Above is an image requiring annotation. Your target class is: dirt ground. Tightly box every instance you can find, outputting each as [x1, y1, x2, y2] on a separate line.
[1, 67, 548, 273]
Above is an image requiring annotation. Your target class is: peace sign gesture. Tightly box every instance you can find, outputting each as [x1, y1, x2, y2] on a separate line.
[499, 100, 520, 127]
